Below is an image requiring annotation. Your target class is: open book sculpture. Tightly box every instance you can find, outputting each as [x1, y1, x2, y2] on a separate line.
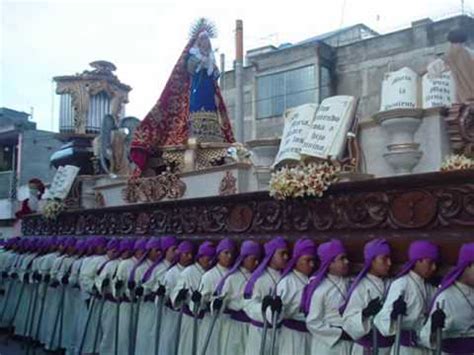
[270, 96, 359, 200]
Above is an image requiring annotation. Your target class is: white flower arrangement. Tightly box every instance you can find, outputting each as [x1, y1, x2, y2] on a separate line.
[440, 154, 474, 172]
[269, 161, 340, 200]
[42, 198, 65, 220]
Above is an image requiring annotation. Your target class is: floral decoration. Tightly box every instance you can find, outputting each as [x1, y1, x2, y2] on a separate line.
[42, 198, 65, 220]
[440, 154, 474, 172]
[269, 161, 340, 200]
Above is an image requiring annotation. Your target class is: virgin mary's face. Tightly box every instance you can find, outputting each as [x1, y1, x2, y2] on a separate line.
[197, 36, 211, 55]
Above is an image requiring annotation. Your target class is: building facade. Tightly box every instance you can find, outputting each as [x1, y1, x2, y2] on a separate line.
[0, 108, 63, 238]
[222, 15, 474, 141]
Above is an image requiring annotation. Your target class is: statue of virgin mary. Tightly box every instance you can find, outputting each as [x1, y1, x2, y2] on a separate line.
[131, 18, 235, 174]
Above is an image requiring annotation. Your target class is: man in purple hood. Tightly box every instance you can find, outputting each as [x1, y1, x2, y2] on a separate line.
[341, 238, 393, 355]
[136, 236, 178, 355]
[302, 239, 352, 355]
[197, 238, 237, 354]
[159, 240, 194, 355]
[420, 242, 474, 354]
[243, 236, 289, 355]
[374, 240, 439, 355]
[215, 240, 262, 355]
[173, 241, 216, 355]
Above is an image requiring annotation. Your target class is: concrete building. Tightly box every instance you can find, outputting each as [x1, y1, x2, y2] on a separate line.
[0, 107, 63, 238]
[222, 14, 474, 141]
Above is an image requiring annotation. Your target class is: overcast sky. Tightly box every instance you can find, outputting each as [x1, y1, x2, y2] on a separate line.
[1, 0, 472, 132]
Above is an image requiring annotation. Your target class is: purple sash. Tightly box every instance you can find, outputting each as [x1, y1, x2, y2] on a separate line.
[355, 330, 395, 348]
[224, 309, 251, 323]
[250, 319, 281, 329]
[104, 293, 119, 303]
[183, 305, 205, 319]
[400, 330, 418, 347]
[442, 337, 474, 354]
[282, 319, 308, 333]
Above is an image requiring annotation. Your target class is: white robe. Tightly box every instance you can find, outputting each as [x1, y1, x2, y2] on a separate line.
[243, 267, 282, 355]
[136, 259, 171, 355]
[0, 250, 16, 325]
[197, 263, 228, 355]
[25, 253, 49, 341]
[62, 255, 85, 353]
[96, 258, 121, 355]
[35, 252, 60, 344]
[47, 255, 76, 351]
[306, 274, 353, 355]
[159, 263, 185, 355]
[111, 256, 137, 355]
[374, 270, 436, 355]
[42, 253, 68, 347]
[277, 270, 311, 355]
[219, 267, 251, 355]
[342, 273, 392, 355]
[419, 281, 474, 353]
[77, 254, 108, 354]
[173, 263, 206, 355]
[1, 252, 23, 327]
[13, 252, 38, 337]
[126, 258, 153, 355]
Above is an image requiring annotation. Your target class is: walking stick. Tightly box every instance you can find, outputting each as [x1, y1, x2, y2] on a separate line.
[154, 285, 166, 355]
[269, 294, 282, 355]
[393, 292, 405, 355]
[132, 292, 143, 355]
[259, 291, 274, 355]
[92, 296, 106, 353]
[114, 298, 120, 355]
[128, 291, 135, 355]
[200, 296, 224, 355]
[371, 317, 379, 355]
[174, 288, 188, 355]
[191, 290, 201, 355]
[78, 296, 96, 354]
[434, 300, 445, 355]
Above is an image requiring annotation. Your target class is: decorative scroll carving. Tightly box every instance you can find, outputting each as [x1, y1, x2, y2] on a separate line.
[219, 171, 237, 196]
[22, 171, 474, 236]
[445, 101, 474, 158]
[122, 173, 186, 203]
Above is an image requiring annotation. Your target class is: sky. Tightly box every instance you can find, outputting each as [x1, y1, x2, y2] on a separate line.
[1, 0, 472, 132]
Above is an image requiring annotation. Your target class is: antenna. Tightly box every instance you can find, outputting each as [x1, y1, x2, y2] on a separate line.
[336, 0, 348, 47]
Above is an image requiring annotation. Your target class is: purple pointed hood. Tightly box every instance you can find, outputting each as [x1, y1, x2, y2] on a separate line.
[244, 237, 288, 299]
[429, 242, 474, 311]
[215, 240, 262, 295]
[300, 239, 346, 314]
[339, 238, 391, 314]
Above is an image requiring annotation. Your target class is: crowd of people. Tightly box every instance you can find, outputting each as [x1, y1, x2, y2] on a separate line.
[0, 235, 472, 355]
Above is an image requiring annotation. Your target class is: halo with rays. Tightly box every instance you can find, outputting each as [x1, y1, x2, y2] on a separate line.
[189, 18, 217, 39]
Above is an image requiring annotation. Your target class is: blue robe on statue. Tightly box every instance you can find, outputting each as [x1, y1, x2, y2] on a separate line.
[189, 68, 218, 112]
[186, 53, 224, 142]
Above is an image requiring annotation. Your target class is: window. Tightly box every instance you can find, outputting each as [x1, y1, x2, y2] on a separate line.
[256, 65, 316, 119]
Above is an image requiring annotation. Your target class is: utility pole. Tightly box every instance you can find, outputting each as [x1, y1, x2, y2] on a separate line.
[234, 19, 245, 143]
